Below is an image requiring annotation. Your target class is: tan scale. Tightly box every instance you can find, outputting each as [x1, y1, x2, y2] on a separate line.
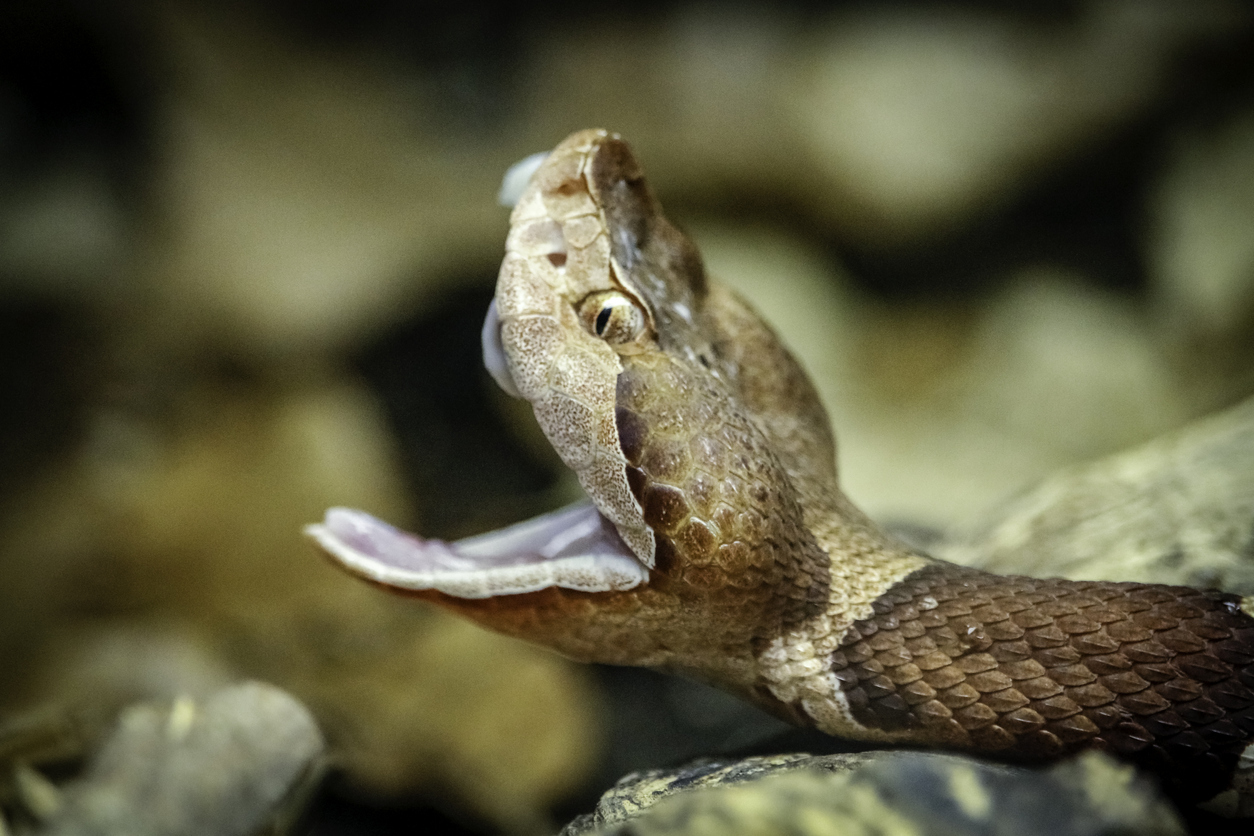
[310, 129, 1254, 811]
[495, 131, 656, 565]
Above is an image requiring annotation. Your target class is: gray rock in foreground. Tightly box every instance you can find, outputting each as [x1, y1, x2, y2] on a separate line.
[563, 749, 1184, 836]
[38, 681, 324, 836]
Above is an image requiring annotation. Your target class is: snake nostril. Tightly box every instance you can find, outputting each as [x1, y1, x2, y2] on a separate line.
[547, 252, 567, 268]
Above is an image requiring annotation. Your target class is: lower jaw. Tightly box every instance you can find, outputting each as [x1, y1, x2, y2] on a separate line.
[306, 499, 649, 599]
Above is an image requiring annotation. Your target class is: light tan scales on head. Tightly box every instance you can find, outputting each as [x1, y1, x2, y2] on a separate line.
[494, 129, 657, 566]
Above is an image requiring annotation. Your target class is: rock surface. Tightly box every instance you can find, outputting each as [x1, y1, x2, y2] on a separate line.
[37, 682, 322, 836]
[562, 750, 1185, 836]
[944, 394, 1254, 594]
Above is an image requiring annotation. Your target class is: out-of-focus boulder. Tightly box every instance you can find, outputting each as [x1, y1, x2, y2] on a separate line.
[37, 682, 322, 836]
[1147, 108, 1254, 408]
[0, 373, 601, 830]
[943, 394, 1254, 594]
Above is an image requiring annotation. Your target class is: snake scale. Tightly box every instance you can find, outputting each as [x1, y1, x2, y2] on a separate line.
[308, 129, 1254, 811]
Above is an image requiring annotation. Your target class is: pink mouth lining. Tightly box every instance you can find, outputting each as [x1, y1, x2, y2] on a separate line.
[305, 500, 649, 599]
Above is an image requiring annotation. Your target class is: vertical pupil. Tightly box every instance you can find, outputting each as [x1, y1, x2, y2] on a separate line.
[595, 306, 613, 335]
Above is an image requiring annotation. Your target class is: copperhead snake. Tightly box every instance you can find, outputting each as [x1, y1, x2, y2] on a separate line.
[308, 129, 1254, 812]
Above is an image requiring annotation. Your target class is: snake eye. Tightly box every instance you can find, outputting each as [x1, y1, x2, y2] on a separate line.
[579, 291, 647, 346]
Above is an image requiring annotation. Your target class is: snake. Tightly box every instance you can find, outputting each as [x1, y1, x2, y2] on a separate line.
[307, 129, 1254, 812]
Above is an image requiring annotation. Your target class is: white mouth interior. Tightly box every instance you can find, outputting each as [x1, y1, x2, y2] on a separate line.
[306, 500, 648, 598]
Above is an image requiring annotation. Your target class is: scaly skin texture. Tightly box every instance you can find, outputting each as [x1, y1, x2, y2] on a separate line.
[360, 130, 1254, 805]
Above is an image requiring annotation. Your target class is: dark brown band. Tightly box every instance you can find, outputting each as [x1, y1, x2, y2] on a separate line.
[831, 562, 1254, 800]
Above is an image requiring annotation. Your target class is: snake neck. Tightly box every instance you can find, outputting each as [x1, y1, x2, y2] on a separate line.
[433, 283, 913, 696]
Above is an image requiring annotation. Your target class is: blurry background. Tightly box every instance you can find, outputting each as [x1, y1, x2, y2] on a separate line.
[1, 0, 1253, 833]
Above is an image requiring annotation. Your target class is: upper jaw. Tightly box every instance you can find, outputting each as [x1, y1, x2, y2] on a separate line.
[491, 131, 658, 568]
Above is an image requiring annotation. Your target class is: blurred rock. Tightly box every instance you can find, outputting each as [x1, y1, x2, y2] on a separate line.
[943, 394, 1254, 594]
[563, 750, 1184, 836]
[581, 666, 802, 803]
[0, 372, 600, 830]
[23, 627, 235, 722]
[139, 4, 515, 359]
[513, 2, 1247, 247]
[1148, 108, 1254, 408]
[956, 273, 1188, 462]
[351, 287, 565, 540]
[14, 763, 63, 824]
[119, 2, 1254, 367]
[0, 5, 143, 303]
[790, 0, 1247, 245]
[37, 682, 322, 836]
[0, 165, 129, 296]
[1150, 109, 1254, 338]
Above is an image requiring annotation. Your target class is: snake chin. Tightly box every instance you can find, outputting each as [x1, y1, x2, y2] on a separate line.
[305, 500, 648, 599]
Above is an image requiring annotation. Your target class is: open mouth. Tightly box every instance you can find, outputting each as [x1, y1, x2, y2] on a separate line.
[308, 145, 658, 600]
[305, 500, 648, 599]
[305, 289, 650, 599]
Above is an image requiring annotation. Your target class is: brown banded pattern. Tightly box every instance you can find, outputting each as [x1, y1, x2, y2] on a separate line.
[831, 564, 1254, 800]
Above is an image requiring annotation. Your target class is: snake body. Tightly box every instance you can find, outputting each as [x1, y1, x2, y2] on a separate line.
[309, 129, 1254, 809]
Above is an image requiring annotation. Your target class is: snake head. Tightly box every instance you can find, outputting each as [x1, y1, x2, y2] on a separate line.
[486, 128, 681, 569]
[307, 129, 834, 671]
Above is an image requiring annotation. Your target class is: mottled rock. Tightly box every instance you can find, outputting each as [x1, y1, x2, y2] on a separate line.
[37, 682, 323, 836]
[564, 750, 1184, 836]
[562, 752, 874, 835]
[944, 394, 1254, 594]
